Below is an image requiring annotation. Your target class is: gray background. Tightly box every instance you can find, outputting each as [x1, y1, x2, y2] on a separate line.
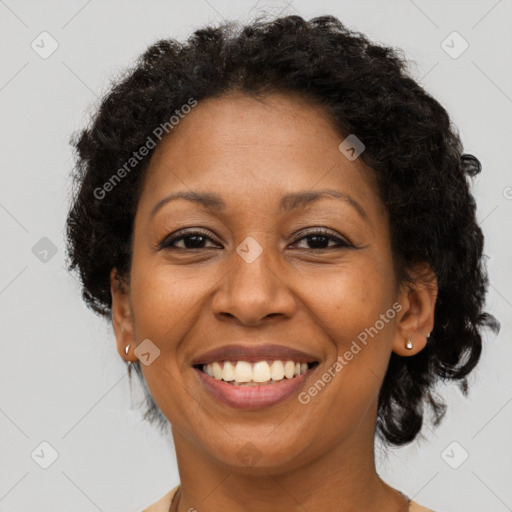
[0, 0, 511, 511]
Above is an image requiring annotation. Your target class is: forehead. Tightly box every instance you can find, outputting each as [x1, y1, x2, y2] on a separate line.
[137, 92, 385, 221]
[149, 91, 346, 166]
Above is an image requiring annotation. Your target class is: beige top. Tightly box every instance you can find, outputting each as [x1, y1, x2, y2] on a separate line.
[142, 485, 436, 511]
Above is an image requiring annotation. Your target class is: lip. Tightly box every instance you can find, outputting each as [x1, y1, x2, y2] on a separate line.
[190, 343, 319, 365]
[193, 364, 319, 409]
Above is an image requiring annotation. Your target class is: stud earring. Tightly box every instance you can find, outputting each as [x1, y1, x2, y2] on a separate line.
[405, 339, 413, 350]
[124, 344, 133, 378]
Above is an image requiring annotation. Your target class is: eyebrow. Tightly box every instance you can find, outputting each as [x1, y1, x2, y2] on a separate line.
[149, 188, 368, 222]
[280, 189, 368, 221]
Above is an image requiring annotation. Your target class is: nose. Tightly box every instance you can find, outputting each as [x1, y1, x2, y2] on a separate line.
[210, 242, 296, 326]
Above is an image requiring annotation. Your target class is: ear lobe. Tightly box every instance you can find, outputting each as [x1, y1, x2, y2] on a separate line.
[392, 262, 438, 357]
[110, 268, 136, 362]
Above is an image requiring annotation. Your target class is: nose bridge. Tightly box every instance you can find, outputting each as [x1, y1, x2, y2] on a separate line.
[235, 234, 275, 289]
[212, 233, 295, 323]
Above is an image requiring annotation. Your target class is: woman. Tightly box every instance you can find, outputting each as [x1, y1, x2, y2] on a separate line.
[65, 14, 499, 512]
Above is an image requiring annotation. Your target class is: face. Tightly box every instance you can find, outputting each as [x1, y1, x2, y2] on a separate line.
[112, 92, 435, 474]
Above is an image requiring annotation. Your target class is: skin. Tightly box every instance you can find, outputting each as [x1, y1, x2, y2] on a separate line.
[111, 91, 437, 512]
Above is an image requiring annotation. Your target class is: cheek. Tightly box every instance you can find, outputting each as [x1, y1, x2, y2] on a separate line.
[128, 256, 207, 345]
[303, 270, 394, 435]
[301, 256, 395, 392]
[302, 256, 390, 334]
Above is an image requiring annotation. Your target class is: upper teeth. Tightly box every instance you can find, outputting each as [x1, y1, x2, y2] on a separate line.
[202, 360, 309, 383]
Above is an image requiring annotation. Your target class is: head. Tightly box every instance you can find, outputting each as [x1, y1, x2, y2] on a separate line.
[65, 14, 499, 470]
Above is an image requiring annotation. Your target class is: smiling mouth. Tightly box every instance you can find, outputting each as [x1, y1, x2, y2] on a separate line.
[193, 360, 319, 386]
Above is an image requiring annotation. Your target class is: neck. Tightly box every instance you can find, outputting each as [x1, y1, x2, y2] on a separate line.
[170, 407, 408, 512]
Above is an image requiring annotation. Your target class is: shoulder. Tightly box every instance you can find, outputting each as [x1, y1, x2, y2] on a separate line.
[410, 500, 437, 512]
[142, 485, 180, 512]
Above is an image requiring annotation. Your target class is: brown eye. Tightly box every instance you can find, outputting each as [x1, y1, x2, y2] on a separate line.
[291, 229, 353, 250]
[159, 229, 220, 250]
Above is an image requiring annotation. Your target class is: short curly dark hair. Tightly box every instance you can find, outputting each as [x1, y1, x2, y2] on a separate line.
[65, 14, 500, 446]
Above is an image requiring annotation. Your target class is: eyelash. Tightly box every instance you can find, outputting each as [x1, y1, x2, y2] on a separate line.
[158, 228, 353, 251]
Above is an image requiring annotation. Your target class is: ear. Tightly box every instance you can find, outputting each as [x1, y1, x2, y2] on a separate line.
[392, 262, 438, 356]
[110, 268, 137, 363]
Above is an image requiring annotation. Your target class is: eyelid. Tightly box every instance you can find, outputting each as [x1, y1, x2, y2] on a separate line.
[290, 227, 353, 247]
[158, 226, 354, 251]
[158, 227, 220, 250]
